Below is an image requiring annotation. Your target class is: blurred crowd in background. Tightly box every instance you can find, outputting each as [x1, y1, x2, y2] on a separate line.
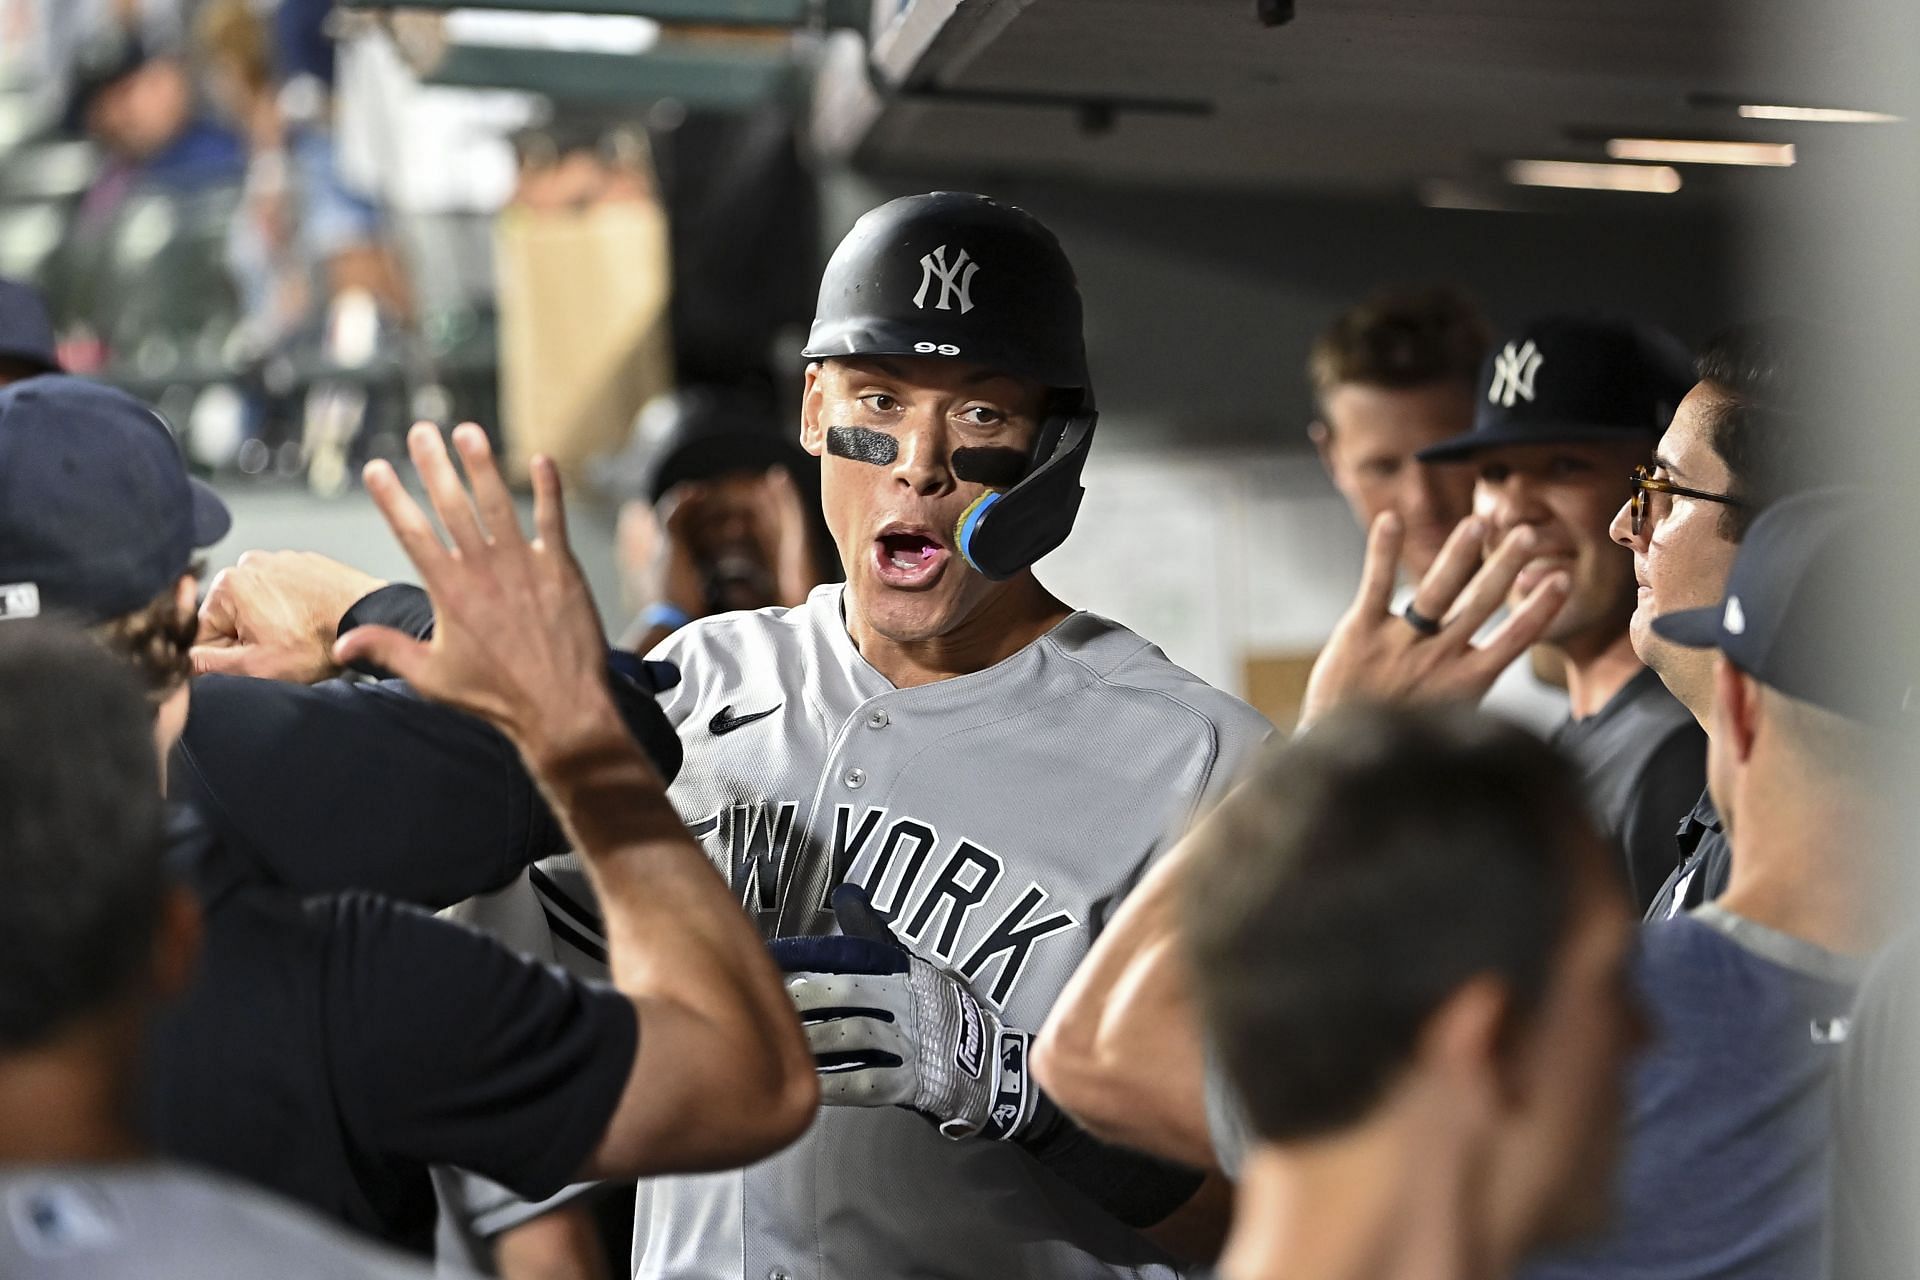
[0, 0, 817, 496]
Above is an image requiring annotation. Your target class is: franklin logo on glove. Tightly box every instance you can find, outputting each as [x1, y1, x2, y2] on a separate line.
[955, 988, 986, 1079]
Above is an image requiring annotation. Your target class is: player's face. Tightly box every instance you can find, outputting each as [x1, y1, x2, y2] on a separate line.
[1609, 384, 1740, 709]
[679, 473, 785, 612]
[802, 356, 1048, 644]
[1316, 381, 1477, 580]
[1490, 857, 1647, 1254]
[1472, 440, 1645, 653]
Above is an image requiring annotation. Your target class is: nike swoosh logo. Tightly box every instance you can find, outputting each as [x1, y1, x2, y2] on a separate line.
[710, 703, 782, 735]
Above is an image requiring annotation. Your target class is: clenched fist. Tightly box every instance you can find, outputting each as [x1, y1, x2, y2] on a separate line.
[193, 551, 388, 683]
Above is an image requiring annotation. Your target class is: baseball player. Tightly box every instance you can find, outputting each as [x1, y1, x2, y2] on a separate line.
[1413, 315, 1706, 912]
[635, 190, 1275, 1278]
[173, 191, 1272, 1274]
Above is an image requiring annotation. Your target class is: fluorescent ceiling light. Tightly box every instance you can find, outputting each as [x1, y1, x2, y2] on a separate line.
[1738, 104, 1902, 124]
[1606, 137, 1795, 167]
[444, 9, 661, 54]
[1506, 160, 1682, 193]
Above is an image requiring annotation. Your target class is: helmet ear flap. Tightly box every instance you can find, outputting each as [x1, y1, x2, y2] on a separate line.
[956, 410, 1097, 580]
[1029, 390, 1080, 464]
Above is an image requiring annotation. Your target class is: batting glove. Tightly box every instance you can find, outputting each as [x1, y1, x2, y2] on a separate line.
[768, 885, 1039, 1141]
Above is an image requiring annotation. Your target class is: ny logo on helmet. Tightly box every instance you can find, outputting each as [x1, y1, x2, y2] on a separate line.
[1488, 340, 1544, 408]
[914, 245, 979, 314]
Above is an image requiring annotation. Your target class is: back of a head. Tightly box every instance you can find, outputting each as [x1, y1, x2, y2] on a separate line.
[1308, 286, 1492, 410]
[1652, 488, 1907, 786]
[1185, 706, 1596, 1143]
[0, 375, 228, 703]
[0, 624, 166, 1052]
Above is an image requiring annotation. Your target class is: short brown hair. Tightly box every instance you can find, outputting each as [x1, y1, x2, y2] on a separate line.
[1185, 706, 1601, 1143]
[1308, 286, 1492, 411]
[92, 570, 199, 704]
[1692, 321, 1814, 541]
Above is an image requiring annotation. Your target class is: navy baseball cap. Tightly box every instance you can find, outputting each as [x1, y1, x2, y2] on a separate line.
[598, 387, 801, 506]
[0, 375, 230, 625]
[0, 278, 58, 374]
[1651, 490, 1904, 724]
[1417, 315, 1693, 463]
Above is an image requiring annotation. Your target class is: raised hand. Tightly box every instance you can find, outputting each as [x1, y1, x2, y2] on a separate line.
[637, 482, 715, 618]
[1298, 512, 1570, 728]
[759, 467, 819, 609]
[192, 551, 389, 683]
[333, 422, 619, 767]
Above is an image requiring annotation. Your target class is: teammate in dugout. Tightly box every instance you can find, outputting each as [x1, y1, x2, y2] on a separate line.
[189, 191, 1274, 1275]
[0, 374, 820, 1256]
[545, 190, 1271, 1278]
[1413, 316, 1706, 914]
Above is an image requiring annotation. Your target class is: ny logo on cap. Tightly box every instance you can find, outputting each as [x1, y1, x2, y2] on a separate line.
[1723, 595, 1746, 635]
[1489, 340, 1544, 408]
[914, 245, 979, 314]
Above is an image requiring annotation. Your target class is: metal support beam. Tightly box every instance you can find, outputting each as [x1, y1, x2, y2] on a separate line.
[424, 42, 800, 108]
[345, 0, 868, 32]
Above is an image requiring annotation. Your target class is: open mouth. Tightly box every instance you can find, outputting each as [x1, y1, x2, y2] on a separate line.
[872, 526, 950, 588]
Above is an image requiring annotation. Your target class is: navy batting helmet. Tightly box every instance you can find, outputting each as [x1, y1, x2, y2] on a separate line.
[804, 193, 1098, 581]
[802, 192, 1091, 404]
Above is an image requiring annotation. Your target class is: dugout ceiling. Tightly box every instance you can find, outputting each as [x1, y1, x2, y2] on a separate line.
[816, 0, 1892, 204]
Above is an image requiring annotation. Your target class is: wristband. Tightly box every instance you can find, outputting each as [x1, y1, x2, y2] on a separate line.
[638, 602, 692, 634]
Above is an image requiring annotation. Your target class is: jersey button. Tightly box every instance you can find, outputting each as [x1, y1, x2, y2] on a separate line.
[843, 768, 866, 790]
[769, 1270, 792, 1280]
[866, 709, 890, 729]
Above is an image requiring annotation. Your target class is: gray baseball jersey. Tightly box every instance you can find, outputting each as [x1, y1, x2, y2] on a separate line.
[625, 583, 1272, 1280]
[0, 1164, 441, 1279]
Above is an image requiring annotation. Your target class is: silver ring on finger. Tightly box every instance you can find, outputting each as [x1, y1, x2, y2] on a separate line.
[1399, 602, 1443, 638]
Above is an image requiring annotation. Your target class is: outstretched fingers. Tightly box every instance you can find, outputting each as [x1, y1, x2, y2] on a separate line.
[1471, 570, 1571, 677]
[1354, 512, 1406, 619]
[530, 455, 572, 556]
[1442, 525, 1538, 639]
[363, 457, 452, 584]
[408, 423, 490, 557]
[452, 423, 523, 552]
[1405, 517, 1487, 633]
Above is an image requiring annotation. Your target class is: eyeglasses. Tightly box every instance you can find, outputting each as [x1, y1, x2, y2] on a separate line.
[1628, 465, 1744, 537]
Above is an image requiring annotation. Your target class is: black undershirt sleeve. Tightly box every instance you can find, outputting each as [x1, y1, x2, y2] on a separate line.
[317, 894, 640, 1201]
[1015, 1089, 1208, 1229]
[338, 583, 439, 658]
[171, 674, 566, 908]
[169, 585, 683, 908]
